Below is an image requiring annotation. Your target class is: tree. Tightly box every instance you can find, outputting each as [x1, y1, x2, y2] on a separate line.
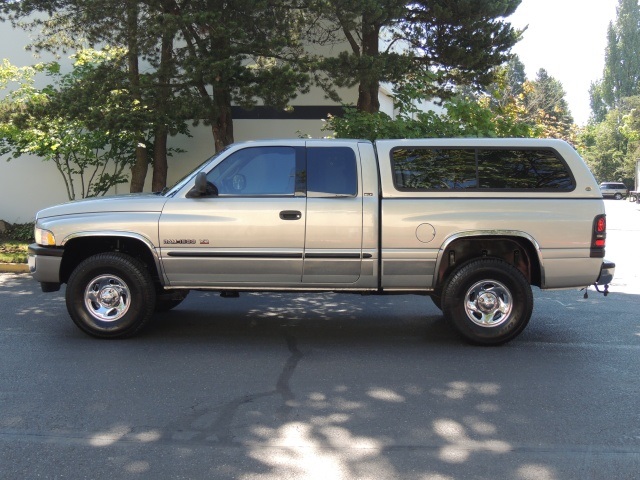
[0, 58, 137, 199]
[579, 96, 640, 184]
[580, 112, 627, 183]
[3, 0, 190, 192]
[324, 95, 536, 142]
[324, 57, 583, 145]
[590, 0, 640, 121]
[481, 55, 526, 111]
[310, 0, 521, 113]
[4, 0, 313, 158]
[522, 69, 574, 142]
[504, 56, 527, 98]
[174, 0, 310, 151]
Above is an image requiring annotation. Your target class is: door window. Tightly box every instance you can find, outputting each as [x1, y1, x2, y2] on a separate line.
[307, 147, 358, 196]
[207, 146, 297, 196]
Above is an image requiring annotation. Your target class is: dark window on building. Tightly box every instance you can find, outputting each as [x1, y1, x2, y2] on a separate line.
[307, 147, 358, 196]
[391, 147, 574, 191]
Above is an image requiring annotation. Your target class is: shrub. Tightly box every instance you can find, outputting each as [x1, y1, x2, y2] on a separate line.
[6, 222, 35, 242]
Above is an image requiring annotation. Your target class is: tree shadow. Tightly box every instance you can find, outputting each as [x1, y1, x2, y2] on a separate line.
[1, 276, 639, 478]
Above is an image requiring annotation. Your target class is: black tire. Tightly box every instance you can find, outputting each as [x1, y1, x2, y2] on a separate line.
[614, 192, 623, 200]
[155, 290, 189, 312]
[65, 253, 156, 339]
[441, 258, 533, 345]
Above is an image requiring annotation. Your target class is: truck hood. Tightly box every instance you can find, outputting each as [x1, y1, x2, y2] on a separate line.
[36, 193, 169, 219]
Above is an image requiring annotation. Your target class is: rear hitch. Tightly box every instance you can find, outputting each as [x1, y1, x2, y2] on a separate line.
[582, 283, 610, 299]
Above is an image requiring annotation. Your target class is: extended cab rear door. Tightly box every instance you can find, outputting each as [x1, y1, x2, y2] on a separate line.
[302, 142, 364, 284]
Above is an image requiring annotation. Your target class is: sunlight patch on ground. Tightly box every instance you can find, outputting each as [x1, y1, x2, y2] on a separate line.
[247, 420, 390, 480]
[431, 382, 500, 400]
[89, 425, 131, 447]
[516, 463, 557, 480]
[366, 387, 405, 403]
[125, 461, 150, 474]
[433, 418, 511, 464]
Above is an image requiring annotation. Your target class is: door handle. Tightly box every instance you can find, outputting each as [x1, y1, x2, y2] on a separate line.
[280, 210, 302, 220]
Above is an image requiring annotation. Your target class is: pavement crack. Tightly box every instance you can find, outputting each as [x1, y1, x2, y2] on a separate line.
[276, 334, 304, 400]
[275, 333, 304, 418]
[168, 331, 305, 444]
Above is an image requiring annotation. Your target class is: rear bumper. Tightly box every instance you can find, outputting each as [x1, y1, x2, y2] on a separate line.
[28, 244, 63, 287]
[597, 259, 615, 286]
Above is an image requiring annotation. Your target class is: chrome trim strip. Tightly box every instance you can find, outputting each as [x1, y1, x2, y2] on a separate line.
[167, 252, 303, 259]
[382, 196, 601, 201]
[162, 286, 379, 292]
[164, 252, 370, 259]
[305, 253, 362, 259]
[435, 230, 546, 288]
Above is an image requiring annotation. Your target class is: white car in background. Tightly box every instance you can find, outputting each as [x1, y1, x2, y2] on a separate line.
[599, 182, 629, 200]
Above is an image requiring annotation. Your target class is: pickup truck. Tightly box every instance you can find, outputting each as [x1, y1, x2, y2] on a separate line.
[28, 138, 615, 345]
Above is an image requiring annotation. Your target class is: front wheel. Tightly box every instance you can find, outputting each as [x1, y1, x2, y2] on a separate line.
[614, 193, 623, 200]
[441, 258, 533, 345]
[65, 253, 156, 338]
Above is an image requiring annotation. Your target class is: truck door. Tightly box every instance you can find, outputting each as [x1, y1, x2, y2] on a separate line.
[159, 145, 306, 286]
[302, 143, 363, 284]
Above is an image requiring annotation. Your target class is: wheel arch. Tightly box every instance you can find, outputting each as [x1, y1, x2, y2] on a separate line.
[434, 231, 543, 289]
[59, 232, 164, 285]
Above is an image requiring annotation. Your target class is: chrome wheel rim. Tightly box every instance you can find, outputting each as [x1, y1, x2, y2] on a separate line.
[84, 274, 131, 322]
[464, 279, 513, 327]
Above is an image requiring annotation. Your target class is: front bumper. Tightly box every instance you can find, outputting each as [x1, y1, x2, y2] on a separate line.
[28, 244, 64, 287]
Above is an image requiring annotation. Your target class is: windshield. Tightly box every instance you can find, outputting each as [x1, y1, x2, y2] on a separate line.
[163, 146, 232, 197]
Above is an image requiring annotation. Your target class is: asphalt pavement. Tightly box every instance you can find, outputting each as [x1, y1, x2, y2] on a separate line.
[0, 200, 638, 479]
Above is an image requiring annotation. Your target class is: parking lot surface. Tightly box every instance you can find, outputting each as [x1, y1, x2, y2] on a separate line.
[0, 200, 638, 479]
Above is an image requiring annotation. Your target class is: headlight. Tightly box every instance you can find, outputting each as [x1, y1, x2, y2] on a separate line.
[35, 228, 56, 246]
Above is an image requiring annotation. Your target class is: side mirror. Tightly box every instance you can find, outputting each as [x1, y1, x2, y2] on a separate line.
[186, 172, 218, 198]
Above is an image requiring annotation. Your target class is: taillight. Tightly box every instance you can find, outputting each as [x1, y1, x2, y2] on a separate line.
[590, 214, 606, 257]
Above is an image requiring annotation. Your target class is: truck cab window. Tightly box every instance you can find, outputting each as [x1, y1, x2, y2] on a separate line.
[477, 149, 574, 190]
[207, 146, 296, 196]
[307, 147, 358, 196]
[392, 147, 574, 191]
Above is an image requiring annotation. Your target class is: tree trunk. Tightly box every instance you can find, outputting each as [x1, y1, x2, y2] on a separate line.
[212, 87, 234, 152]
[152, 125, 168, 192]
[356, 14, 381, 113]
[126, 1, 149, 193]
[357, 81, 380, 113]
[151, 7, 174, 192]
[130, 143, 149, 192]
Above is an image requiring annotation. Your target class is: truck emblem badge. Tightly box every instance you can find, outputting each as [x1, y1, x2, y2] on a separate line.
[163, 239, 196, 245]
[200, 239, 209, 245]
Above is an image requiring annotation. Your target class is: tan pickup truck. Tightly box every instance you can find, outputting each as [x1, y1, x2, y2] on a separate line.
[28, 138, 614, 344]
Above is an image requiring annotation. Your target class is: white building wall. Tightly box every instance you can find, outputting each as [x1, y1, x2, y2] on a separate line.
[0, 22, 398, 222]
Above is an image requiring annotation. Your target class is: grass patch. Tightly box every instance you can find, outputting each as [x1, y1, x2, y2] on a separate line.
[0, 238, 29, 264]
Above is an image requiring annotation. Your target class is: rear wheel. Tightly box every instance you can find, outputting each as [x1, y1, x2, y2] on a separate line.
[65, 253, 156, 338]
[614, 192, 623, 200]
[441, 258, 533, 345]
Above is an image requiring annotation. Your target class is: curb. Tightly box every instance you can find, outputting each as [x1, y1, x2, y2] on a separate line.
[0, 263, 29, 274]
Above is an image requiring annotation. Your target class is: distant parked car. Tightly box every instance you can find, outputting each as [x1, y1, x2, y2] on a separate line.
[599, 182, 628, 200]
